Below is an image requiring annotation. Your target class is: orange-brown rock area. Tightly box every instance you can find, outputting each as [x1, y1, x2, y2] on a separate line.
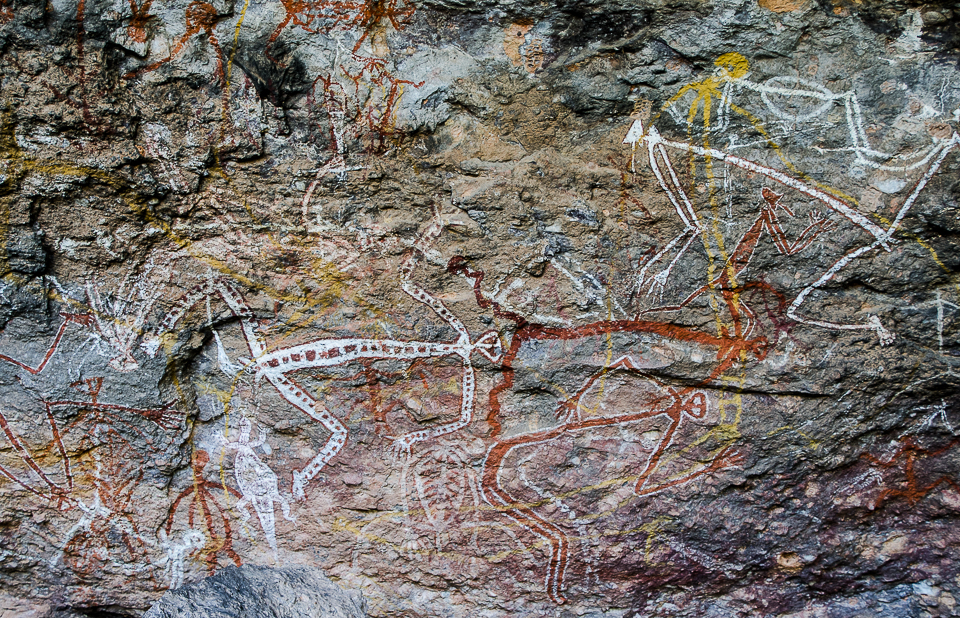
[0, 0, 959, 616]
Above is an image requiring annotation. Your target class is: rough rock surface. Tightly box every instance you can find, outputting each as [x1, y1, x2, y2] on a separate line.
[143, 564, 367, 618]
[0, 0, 959, 616]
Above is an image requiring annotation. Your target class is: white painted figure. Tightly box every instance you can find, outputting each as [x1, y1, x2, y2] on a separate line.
[624, 54, 960, 345]
[219, 415, 295, 562]
[157, 528, 205, 589]
[148, 208, 503, 500]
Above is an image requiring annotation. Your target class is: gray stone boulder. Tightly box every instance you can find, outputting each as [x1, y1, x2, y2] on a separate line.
[144, 565, 367, 618]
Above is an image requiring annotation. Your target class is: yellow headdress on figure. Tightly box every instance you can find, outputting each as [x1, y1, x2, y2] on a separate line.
[714, 52, 749, 79]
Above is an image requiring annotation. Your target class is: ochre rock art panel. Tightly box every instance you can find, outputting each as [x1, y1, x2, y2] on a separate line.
[0, 0, 959, 616]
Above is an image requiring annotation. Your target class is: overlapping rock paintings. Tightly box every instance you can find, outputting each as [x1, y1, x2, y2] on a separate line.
[1, 0, 960, 614]
[626, 52, 960, 345]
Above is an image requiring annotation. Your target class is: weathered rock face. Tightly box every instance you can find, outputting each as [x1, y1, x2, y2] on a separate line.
[0, 0, 959, 616]
[144, 564, 368, 618]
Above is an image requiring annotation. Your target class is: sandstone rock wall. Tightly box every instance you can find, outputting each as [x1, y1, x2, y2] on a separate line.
[0, 0, 959, 616]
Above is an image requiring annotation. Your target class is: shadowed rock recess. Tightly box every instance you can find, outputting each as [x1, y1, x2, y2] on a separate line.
[0, 0, 958, 615]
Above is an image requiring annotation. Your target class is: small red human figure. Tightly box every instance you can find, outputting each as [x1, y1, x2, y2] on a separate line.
[727, 188, 834, 273]
[339, 54, 422, 151]
[266, 0, 336, 64]
[861, 437, 960, 510]
[641, 187, 835, 337]
[124, 2, 226, 84]
[73, 377, 103, 403]
[166, 449, 243, 573]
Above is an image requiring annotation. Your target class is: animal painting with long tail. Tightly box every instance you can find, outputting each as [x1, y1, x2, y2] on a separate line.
[149, 208, 501, 499]
[449, 257, 768, 603]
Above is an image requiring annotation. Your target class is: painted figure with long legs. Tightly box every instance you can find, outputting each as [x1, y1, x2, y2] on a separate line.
[451, 255, 767, 603]
[149, 211, 501, 499]
[625, 53, 960, 344]
[640, 187, 835, 337]
[480, 325, 763, 603]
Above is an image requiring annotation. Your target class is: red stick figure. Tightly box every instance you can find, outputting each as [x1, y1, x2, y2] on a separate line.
[343, 0, 416, 53]
[265, 0, 415, 64]
[166, 449, 243, 573]
[861, 437, 960, 509]
[266, 0, 346, 64]
[641, 187, 834, 337]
